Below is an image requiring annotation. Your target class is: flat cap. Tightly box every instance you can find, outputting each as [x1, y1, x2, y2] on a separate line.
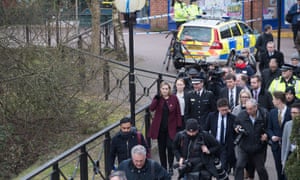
[291, 53, 300, 61]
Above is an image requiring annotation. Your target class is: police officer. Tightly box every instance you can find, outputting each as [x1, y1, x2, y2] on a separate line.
[187, 0, 202, 20]
[269, 64, 300, 99]
[173, 0, 189, 28]
[184, 74, 217, 128]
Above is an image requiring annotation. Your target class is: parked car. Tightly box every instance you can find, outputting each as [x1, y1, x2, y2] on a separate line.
[173, 17, 257, 68]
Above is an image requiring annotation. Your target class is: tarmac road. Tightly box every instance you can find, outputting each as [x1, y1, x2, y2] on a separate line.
[123, 27, 297, 179]
[124, 28, 298, 74]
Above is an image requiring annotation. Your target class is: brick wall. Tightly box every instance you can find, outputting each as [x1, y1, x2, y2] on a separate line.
[148, 0, 266, 32]
[150, 0, 169, 30]
[243, 0, 263, 32]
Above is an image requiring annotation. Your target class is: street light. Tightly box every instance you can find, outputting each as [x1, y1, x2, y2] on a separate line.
[114, 0, 145, 126]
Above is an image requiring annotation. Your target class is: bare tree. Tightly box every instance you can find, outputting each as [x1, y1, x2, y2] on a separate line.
[112, 4, 128, 61]
[86, 0, 101, 55]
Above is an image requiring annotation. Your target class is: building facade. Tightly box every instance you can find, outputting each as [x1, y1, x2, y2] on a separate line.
[136, 0, 295, 33]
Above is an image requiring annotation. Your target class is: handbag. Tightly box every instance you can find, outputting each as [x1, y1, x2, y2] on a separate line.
[285, 13, 293, 24]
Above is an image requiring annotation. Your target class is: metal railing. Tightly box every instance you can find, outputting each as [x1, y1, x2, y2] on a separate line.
[19, 12, 177, 179]
[23, 103, 152, 180]
[21, 47, 177, 179]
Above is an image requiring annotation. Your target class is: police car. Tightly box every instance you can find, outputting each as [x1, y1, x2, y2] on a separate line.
[174, 17, 257, 68]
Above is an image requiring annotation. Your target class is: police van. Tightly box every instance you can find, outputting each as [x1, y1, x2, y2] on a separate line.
[175, 17, 257, 67]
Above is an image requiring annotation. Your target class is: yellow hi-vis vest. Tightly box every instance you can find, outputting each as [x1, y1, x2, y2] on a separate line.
[174, 2, 188, 22]
[187, 4, 202, 20]
[268, 76, 300, 98]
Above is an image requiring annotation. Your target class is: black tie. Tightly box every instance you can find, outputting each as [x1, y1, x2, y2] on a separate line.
[220, 116, 225, 144]
[230, 89, 234, 109]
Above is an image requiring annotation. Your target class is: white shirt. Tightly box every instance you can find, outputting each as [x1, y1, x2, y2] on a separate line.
[176, 92, 185, 116]
[217, 113, 227, 143]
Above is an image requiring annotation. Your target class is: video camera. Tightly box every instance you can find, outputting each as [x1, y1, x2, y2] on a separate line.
[233, 128, 248, 145]
[173, 160, 192, 171]
[173, 159, 193, 178]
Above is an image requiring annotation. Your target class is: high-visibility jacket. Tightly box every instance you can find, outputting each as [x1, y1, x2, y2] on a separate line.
[268, 76, 300, 98]
[187, 4, 202, 20]
[174, 1, 188, 22]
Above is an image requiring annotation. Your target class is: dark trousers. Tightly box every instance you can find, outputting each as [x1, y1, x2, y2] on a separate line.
[219, 144, 229, 171]
[235, 146, 268, 180]
[157, 130, 174, 170]
[292, 24, 300, 43]
[272, 145, 286, 180]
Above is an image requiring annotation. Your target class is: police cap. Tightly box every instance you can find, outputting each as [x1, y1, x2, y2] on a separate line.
[280, 64, 296, 71]
[191, 74, 205, 84]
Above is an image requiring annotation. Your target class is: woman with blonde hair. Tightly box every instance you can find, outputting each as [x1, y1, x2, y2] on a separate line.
[174, 78, 187, 129]
[232, 89, 252, 116]
[149, 81, 182, 175]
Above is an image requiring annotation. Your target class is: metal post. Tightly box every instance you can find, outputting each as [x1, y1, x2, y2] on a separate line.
[104, 132, 111, 178]
[51, 163, 59, 180]
[80, 146, 88, 180]
[129, 12, 136, 126]
[277, 0, 282, 51]
[145, 107, 151, 148]
[157, 74, 162, 94]
[104, 62, 110, 100]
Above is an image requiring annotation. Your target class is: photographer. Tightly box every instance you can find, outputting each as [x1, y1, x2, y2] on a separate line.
[234, 98, 269, 180]
[206, 67, 225, 98]
[173, 118, 221, 179]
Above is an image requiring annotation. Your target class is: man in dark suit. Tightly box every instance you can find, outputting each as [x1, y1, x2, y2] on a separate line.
[184, 74, 216, 128]
[259, 41, 284, 72]
[219, 73, 242, 110]
[250, 74, 274, 111]
[267, 91, 291, 180]
[204, 98, 236, 172]
[261, 58, 281, 89]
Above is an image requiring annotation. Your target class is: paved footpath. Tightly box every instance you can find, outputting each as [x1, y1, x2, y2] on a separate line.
[124, 28, 296, 179]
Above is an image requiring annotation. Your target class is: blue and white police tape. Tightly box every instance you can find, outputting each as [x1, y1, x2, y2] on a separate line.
[123, 31, 170, 35]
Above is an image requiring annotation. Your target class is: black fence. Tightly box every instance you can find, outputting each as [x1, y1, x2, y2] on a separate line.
[21, 47, 177, 179]
[22, 103, 151, 180]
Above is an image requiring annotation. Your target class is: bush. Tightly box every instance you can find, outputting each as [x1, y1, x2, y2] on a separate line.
[285, 116, 300, 179]
[0, 47, 124, 178]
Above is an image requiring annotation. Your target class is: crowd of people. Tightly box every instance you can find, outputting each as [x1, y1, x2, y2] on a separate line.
[107, 4, 300, 179]
[108, 37, 300, 179]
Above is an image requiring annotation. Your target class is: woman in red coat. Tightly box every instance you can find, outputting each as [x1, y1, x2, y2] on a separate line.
[149, 81, 182, 175]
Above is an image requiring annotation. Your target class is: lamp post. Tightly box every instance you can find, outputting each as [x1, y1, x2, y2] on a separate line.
[115, 0, 145, 126]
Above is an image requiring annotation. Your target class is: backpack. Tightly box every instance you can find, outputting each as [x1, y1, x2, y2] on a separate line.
[136, 131, 151, 158]
[285, 13, 293, 24]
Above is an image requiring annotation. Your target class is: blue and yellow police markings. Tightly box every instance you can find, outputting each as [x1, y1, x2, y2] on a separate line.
[243, 34, 250, 48]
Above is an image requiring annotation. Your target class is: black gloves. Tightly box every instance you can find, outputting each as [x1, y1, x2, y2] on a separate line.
[154, 94, 160, 100]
